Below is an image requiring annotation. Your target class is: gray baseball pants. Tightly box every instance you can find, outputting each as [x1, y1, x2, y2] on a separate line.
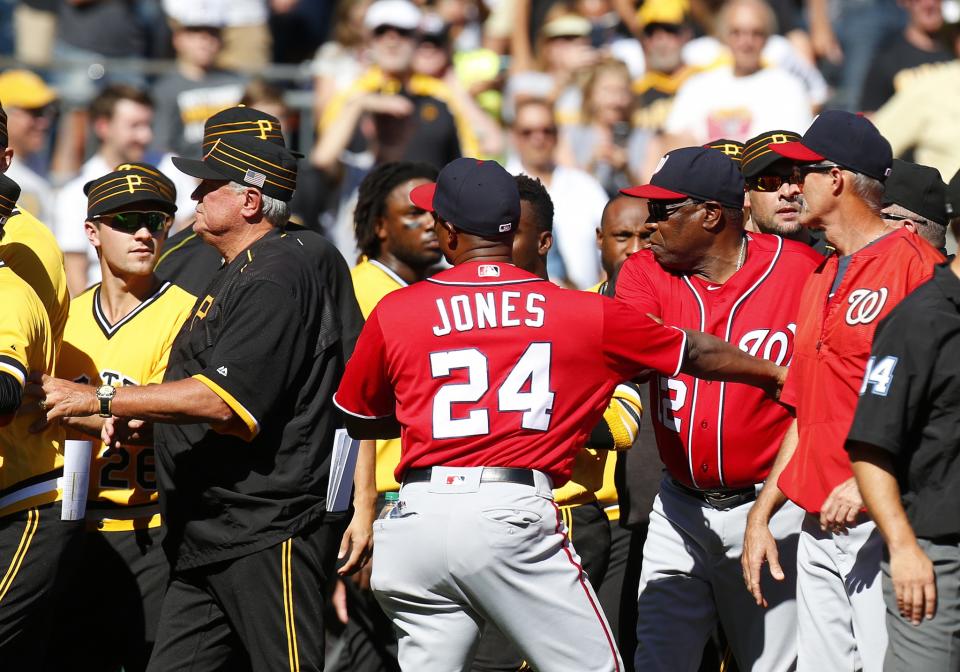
[635, 476, 803, 672]
[371, 469, 623, 672]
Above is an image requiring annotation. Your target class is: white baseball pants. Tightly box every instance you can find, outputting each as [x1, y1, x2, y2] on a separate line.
[796, 513, 887, 672]
[370, 470, 623, 672]
[635, 476, 804, 672]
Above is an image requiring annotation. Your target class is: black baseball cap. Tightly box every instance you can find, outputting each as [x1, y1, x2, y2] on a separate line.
[770, 110, 892, 182]
[0, 172, 20, 221]
[201, 106, 303, 158]
[409, 157, 520, 236]
[704, 139, 744, 166]
[621, 146, 745, 209]
[172, 135, 299, 202]
[115, 161, 177, 202]
[0, 102, 7, 148]
[741, 130, 802, 177]
[84, 170, 178, 218]
[883, 159, 948, 226]
[947, 168, 960, 218]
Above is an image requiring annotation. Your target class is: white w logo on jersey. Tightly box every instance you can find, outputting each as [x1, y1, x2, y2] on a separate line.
[845, 288, 888, 325]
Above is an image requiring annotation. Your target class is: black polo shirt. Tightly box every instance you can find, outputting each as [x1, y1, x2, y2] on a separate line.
[155, 228, 347, 571]
[846, 262, 960, 539]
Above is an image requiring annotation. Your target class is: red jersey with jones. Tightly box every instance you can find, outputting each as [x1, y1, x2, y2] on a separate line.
[778, 228, 944, 513]
[334, 260, 686, 486]
[616, 233, 822, 490]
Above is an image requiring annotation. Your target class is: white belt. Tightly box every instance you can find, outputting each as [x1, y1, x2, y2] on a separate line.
[0, 477, 60, 512]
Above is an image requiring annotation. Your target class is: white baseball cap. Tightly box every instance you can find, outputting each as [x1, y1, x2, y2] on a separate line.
[364, 0, 422, 32]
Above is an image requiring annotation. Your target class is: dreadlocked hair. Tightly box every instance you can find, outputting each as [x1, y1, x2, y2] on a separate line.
[354, 162, 439, 261]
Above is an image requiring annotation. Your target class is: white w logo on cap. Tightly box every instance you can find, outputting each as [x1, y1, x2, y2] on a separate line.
[653, 155, 669, 175]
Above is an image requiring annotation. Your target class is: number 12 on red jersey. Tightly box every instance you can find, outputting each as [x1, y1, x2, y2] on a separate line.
[430, 343, 556, 438]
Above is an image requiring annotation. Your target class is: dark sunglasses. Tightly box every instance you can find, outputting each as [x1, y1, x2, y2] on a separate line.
[517, 126, 558, 138]
[373, 25, 416, 38]
[791, 162, 842, 183]
[745, 174, 793, 192]
[642, 22, 684, 37]
[647, 198, 701, 223]
[93, 211, 171, 233]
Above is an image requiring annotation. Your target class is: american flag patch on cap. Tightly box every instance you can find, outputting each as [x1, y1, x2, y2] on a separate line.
[244, 169, 266, 188]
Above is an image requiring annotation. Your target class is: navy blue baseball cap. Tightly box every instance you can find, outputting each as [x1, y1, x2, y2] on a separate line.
[410, 157, 520, 236]
[770, 110, 893, 182]
[620, 146, 745, 209]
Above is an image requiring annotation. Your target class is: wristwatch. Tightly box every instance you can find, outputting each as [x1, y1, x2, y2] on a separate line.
[96, 384, 116, 418]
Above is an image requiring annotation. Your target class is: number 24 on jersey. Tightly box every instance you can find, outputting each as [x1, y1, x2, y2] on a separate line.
[430, 343, 556, 438]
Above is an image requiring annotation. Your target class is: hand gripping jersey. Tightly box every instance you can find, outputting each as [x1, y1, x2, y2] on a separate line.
[778, 228, 944, 513]
[616, 233, 821, 489]
[0, 262, 63, 516]
[334, 261, 686, 486]
[57, 282, 196, 528]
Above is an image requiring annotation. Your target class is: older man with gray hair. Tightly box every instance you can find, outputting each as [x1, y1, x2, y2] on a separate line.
[35, 134, 364, 672]
[882, 159, 950, 255]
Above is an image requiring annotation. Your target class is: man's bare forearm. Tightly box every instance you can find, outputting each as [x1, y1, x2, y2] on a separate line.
[849, 442, 917, 551]
[112, 378, 235, 426]
[681, 330, 784, 392]
[353, 440, 378, 513]
[751, 418, 797, 522]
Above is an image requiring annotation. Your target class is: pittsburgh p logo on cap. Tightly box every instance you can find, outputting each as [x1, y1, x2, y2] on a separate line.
[83, 169, 178, 218]
[200, 105, 304, 158]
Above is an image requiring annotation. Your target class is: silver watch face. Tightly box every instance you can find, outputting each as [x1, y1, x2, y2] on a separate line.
[96, 385, 115, 398]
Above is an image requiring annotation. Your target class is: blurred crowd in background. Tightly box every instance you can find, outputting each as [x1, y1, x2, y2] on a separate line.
[1, 0, 959, 294]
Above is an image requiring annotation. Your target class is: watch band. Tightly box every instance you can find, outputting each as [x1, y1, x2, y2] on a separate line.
[99, 394, 112, 418]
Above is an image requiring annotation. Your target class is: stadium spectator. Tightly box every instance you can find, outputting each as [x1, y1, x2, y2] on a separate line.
[152, 4, 246, 158]
[808, 0, 906, 111]
[13, 0, 57, 67]
[0, 69, 56, 223]
[860, 0, 952, 111]
[316, 0, 477, 170]
[311, 0, 371, 114]
[54, 85, 195, 295]
[664, 0, 812, 144]
[631, 3, 697, 134]
[506, 97, 608, 288]
[559, 58, 653, 197]
[874, 54, 960, 183]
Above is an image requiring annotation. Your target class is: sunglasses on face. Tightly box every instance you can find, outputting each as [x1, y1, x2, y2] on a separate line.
[642, 22, 683, 37]
[373, 25, 416, 39]
[791, 162, 842, 184]
[93, 211, 171, 233]
[517, 126, 558, 139]
[647, 198, 701, 223]
[745, 174, 794, 192]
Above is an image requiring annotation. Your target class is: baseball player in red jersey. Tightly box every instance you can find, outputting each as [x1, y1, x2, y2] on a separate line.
[741, 111, 945, 672]
[615, 146, 821, 672]
[334, 157, 787, 672]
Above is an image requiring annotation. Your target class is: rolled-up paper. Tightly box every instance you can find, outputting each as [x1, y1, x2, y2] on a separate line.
[61, 440, 92, 521]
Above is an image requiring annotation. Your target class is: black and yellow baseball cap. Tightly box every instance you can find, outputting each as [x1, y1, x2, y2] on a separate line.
[0, 172, 20, 222]
[742, 130, 802, 177]
[201, 105, 302, 158]
[84, 170, 178, 218]
[172, 135, 298, 202]
[115, 161, 177, 202]
[704, 139, 744, 166]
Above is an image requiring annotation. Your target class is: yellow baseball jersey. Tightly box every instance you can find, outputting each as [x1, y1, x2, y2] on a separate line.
[554, 283, 643, 520]
[57, 281, 196, 530]
[0, 207, 70, 358]
[0, 262, 63, 518]
[350, 258, 408, 492]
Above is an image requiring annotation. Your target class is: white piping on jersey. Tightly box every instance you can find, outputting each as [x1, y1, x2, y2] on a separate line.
[93, 281, 172, 337]
[332, 394, 394, 420]
[669, 327, 687, 378]
[679, 278, 706, 488]
[426, 276, 544, 287]
[715, 236, 782, 487]
[0, 361, 25, 386]
[369, 259, 409, 287]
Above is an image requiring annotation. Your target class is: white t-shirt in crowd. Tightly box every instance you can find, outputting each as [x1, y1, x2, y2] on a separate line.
[665, 66, 813, 144]
[5, 160, 55, 226]
[53, 154, 198, 288]
[506, 156, 607, 289]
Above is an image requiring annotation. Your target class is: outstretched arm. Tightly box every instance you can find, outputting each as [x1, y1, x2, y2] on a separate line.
[681, 330, 786, 396]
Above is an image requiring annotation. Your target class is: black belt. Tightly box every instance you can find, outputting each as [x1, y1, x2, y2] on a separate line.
[403, 467, 536, 487]
[671, 479, 757, 511]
